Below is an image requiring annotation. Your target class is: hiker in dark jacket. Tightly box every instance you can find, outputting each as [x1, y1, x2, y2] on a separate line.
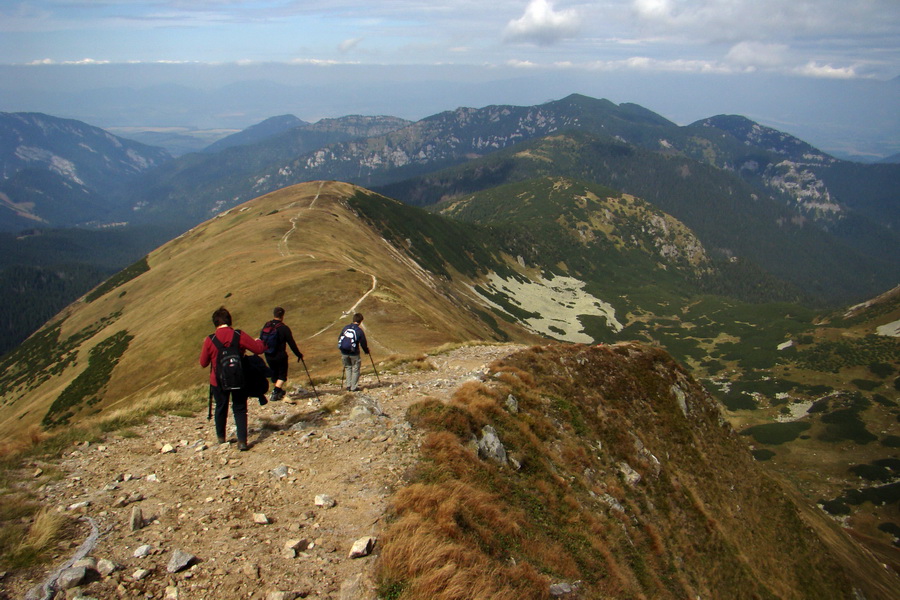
[338, 312, 369, 392]
[200, 306, 266, 451]
[260, 306, 303, 402]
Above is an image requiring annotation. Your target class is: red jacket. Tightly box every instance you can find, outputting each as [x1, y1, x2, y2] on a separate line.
[200, 326, 266, 386]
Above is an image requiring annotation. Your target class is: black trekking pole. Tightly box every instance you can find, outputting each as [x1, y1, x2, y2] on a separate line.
[368, 353, 381, 385]
[300, 357, 320, 402]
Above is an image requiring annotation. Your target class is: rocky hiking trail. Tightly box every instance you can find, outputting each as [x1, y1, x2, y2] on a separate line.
[10, 344, 525, 600]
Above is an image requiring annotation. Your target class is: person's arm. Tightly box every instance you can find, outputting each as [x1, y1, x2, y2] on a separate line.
[199, 336, 213, 368]
[358, 327, 370, 355]
[285, 328, 303, 360]
[239, 330, 267, 355]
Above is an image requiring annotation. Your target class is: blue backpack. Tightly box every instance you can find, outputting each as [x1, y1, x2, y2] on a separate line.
[339, 325, 358, 353]
[260, 320, 282, 355]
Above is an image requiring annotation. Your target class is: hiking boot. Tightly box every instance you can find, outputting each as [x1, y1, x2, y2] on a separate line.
[269, 388, 284, 402]
[258, 395, 268, 406]
[237, 441, 249, 451]
[217, 436, 227, 444]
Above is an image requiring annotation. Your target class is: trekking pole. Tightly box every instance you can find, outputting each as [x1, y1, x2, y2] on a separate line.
[300, 357, 320, 402]
[368, 353, 381, 385]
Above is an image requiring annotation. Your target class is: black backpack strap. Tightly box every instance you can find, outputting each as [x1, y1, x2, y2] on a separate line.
[210, 333, 225, 351]
[210, 330, 241, 351]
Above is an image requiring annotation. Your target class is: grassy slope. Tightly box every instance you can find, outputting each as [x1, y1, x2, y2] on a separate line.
[0, 181, 535, 442]
[381, 343, 899, 599]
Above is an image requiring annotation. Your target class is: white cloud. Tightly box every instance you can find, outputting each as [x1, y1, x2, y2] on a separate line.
[725, 41, 789, 70]
[288, 58, 353, 66]
[796, 61, 859, 79]
[633, 0, 674, 20]
[27, 57, 111, 65]
[581, 56, 731, 74]
[338, 37, 363, 53]
[503, 0, 580, 46]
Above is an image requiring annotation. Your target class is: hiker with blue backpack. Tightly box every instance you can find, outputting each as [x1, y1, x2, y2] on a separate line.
[200, 306, 266, 451]
[339, 312, 370, 392]
[260, 307, 304, 402]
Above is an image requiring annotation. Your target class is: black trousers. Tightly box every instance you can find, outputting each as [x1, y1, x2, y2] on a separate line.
[266, 355, 289, 382]
[211, 384, 249, 442]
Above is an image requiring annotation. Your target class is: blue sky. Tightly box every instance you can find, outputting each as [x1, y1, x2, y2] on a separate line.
[2, 1, 899, 157]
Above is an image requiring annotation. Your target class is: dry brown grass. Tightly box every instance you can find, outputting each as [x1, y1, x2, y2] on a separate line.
[0, 425, 50, 460]
[379, 477, 550, 600]
[379, 343, 886, 599]
[449, 381, 503, 424]
[379, 353, 437, 372]
[17, 506, 65, 555]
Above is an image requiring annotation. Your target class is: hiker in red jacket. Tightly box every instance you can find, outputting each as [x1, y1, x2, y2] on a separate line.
[199, 306, 266, 451]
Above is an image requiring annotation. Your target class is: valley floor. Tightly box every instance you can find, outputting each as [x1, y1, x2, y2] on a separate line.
[8, 343, 525, 600]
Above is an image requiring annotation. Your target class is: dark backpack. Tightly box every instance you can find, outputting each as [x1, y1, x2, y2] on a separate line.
[210, 329, 245, 391]
[339, 325, 358, 353]
[260, 320, 282, 355]
[242, 354, 271, 398]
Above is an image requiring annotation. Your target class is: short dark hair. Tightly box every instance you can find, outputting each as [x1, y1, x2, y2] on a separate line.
[353, 312, 364, 324]
[273, 306, 285, 319]
[212, 306, 232, 327]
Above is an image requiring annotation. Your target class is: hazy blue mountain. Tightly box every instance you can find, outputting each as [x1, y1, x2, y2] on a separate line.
[203, 114, 308, 153]
[114, 129, 233, 157]
[0, 112, 172, 230]
[123, 113, 412, 225]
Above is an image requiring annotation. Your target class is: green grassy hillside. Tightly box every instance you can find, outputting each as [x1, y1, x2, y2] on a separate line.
[378, 131, 897, 306]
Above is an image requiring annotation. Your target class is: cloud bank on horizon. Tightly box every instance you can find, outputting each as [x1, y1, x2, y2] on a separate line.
[2, 0, 898, 80]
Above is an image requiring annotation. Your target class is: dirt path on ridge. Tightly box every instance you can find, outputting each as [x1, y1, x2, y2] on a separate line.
[9, 343, 526, 600]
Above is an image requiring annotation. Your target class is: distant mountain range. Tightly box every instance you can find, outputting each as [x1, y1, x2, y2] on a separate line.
[0, 112, 171, 231]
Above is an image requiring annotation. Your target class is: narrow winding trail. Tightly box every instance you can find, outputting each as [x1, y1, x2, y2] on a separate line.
[13, 344, 525, 600]
[277, 182, 324, 258]
[273, 182, 382, 348]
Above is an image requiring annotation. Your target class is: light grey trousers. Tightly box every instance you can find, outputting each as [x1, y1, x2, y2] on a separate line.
[341, 353, 361, 391]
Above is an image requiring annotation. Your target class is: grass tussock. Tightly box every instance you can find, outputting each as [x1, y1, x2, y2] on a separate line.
[0, 502, 66, 571]
[18, 506, 65, 554]
[379, 478, 550, 600]
[379, 353, 438, 373]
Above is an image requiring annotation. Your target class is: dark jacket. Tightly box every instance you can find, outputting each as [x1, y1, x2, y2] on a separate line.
[339, 323, 369, 356]
[262, 320, 302, 360]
